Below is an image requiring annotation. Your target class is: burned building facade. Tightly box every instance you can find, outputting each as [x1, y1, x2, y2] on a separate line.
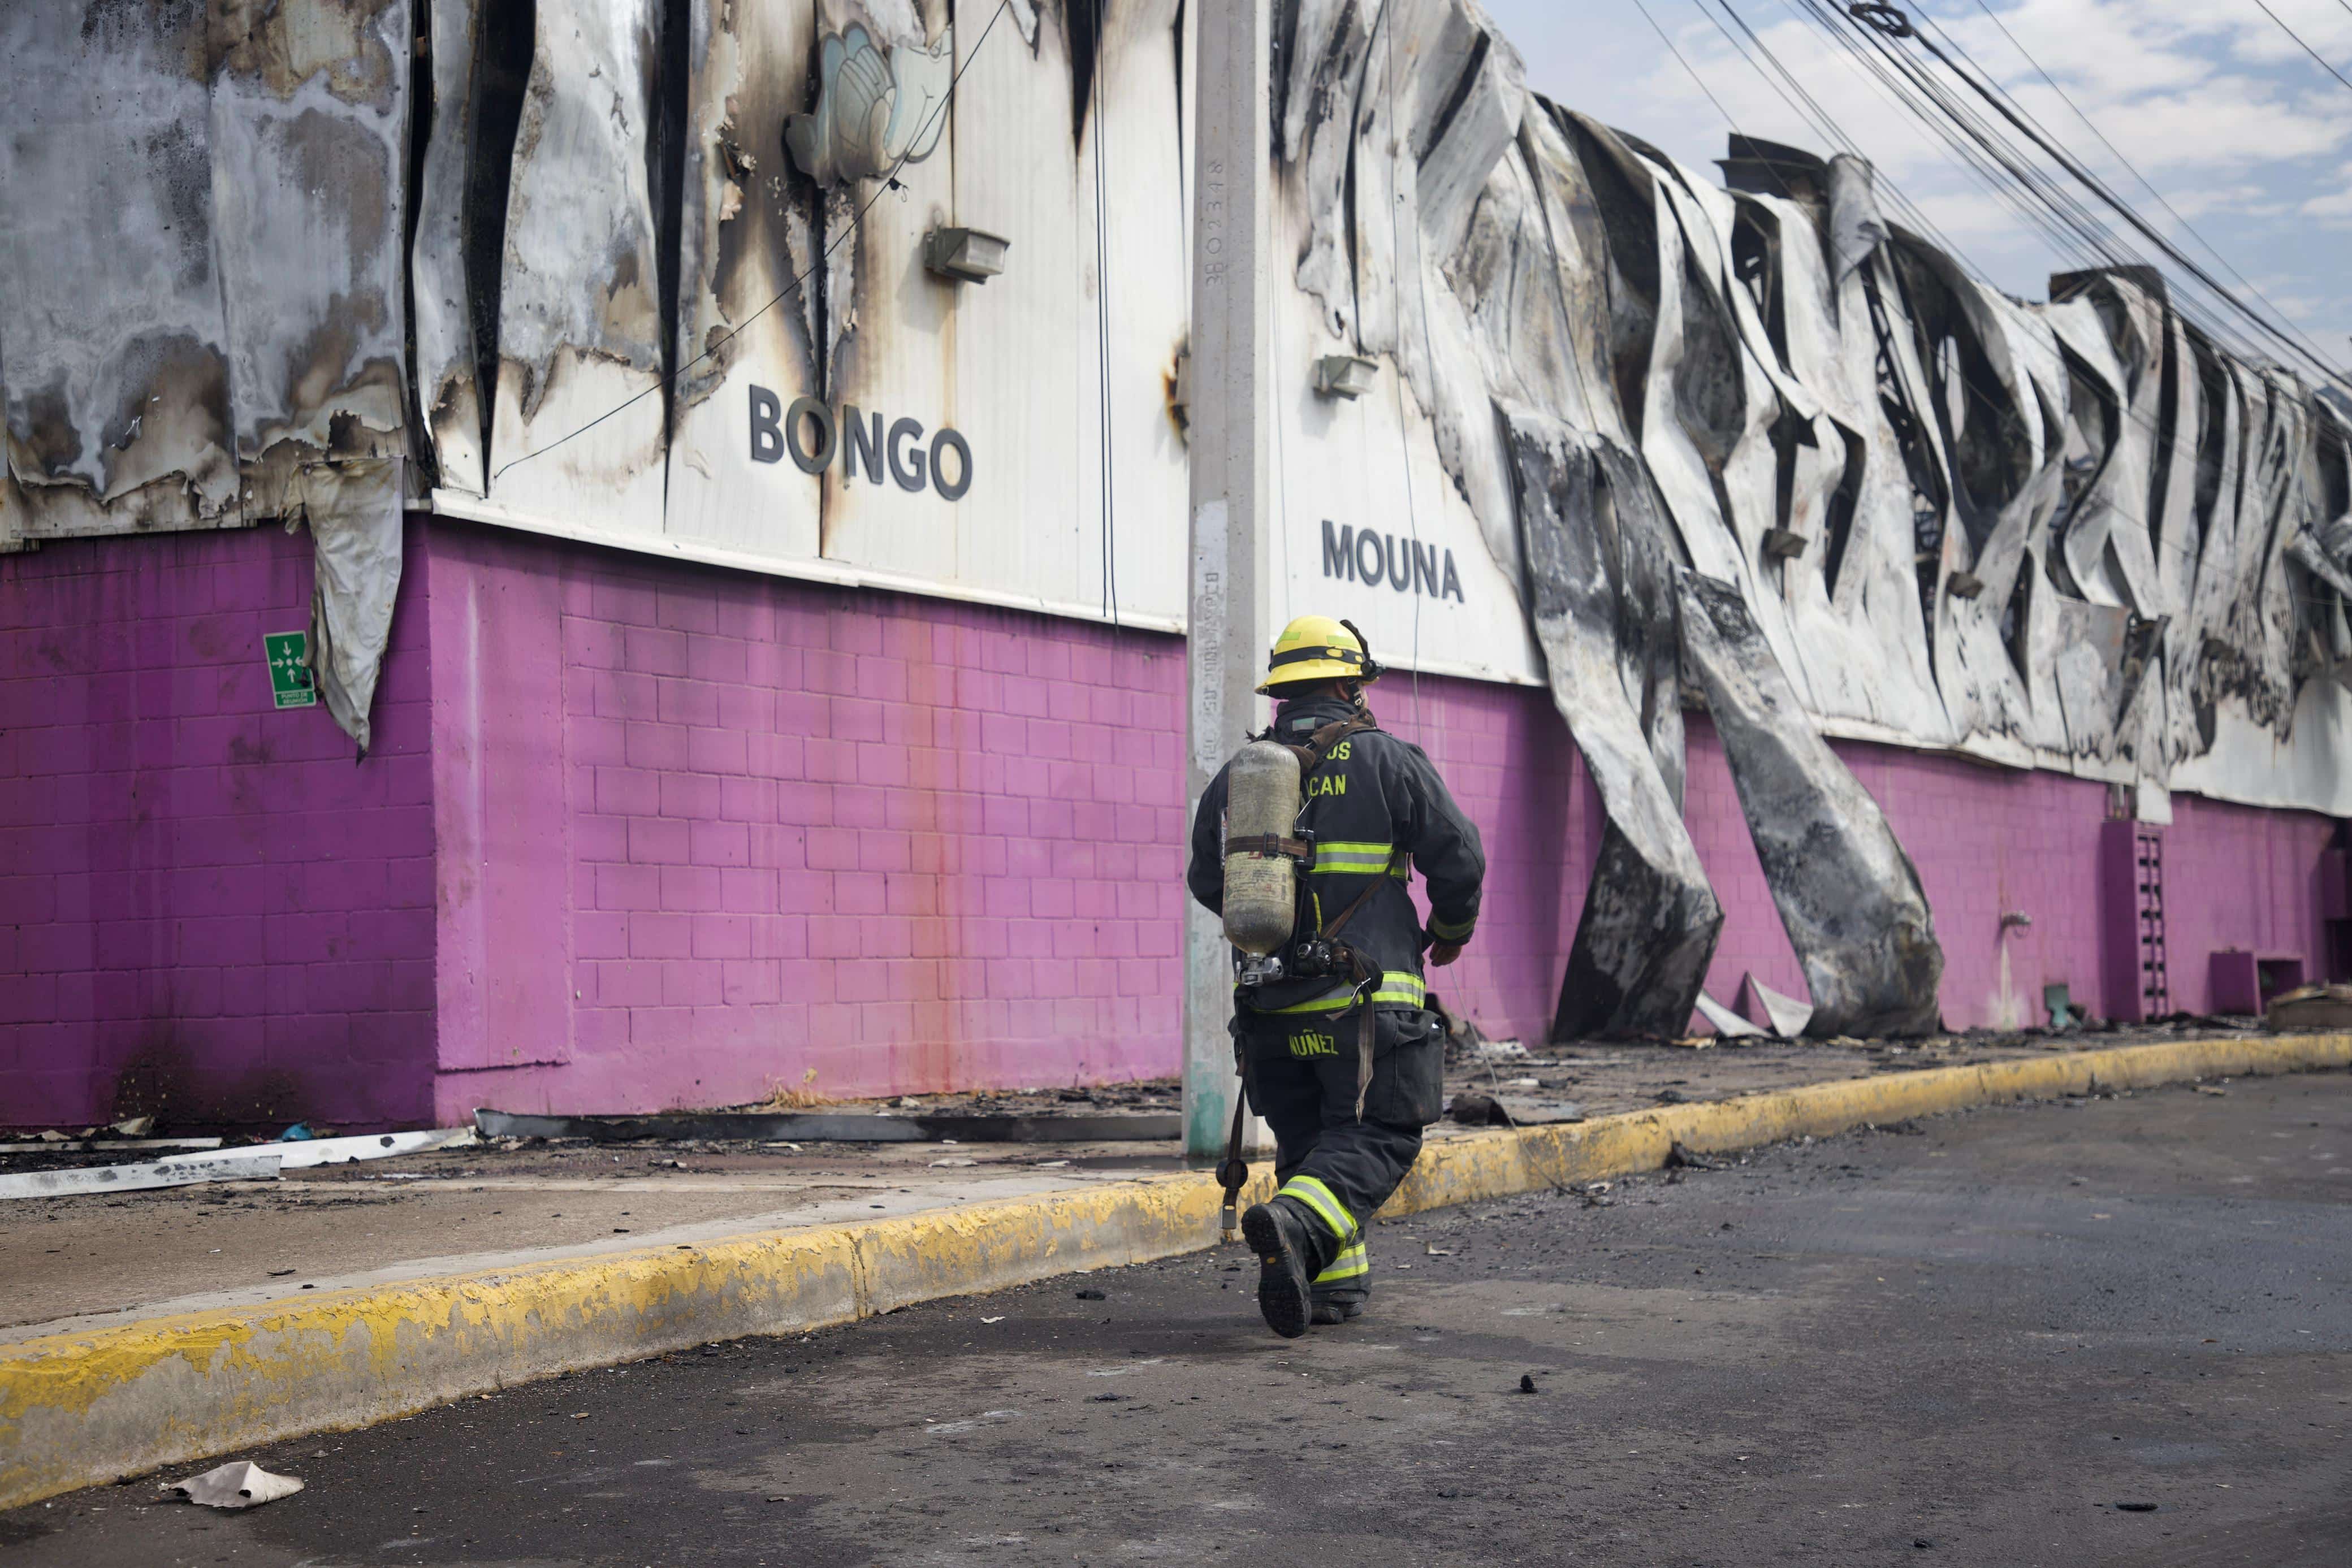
[3, 0, 2345, 1127]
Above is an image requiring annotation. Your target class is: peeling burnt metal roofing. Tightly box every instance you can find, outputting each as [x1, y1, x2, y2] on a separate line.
[0, 0, 412, 746]
[10, 0, 2352, 1039]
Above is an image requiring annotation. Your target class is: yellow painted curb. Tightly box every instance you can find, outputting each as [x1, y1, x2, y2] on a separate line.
[1389, 1030, 2352, 1215]
[5, 1032, 2345, 1508]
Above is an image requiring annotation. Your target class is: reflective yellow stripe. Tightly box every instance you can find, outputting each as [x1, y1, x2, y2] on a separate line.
[1247, 969, 1422, 1013]
[1312, 839, 1394, 874]
[1314, 1240, 1369, 1283]
[1428, 913, 1475, 940]
[1279, 1175, 1357, 1241]
[1256, 987, 1360, 1015]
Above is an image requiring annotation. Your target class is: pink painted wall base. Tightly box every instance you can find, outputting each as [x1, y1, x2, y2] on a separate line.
[419, 522, 1189, 1124]
[1, 525, 436, 1129]
[3, 517, 2338, 1128]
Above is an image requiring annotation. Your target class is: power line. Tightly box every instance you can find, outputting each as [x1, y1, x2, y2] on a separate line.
[1846, 2, 2346, 384]
[1780, 0, 2128, 285]
[1788, 0, 2238, 361]
[1703, 0, 2016, 283]
[1797, 0, 2274, 369]
[1659, 0, 2331, 545]
[1951, 0, 2334, 370]
[1919, 1, 2342, 376]
[494, 0, 1016, 482]
[1826, 1, 2141, 270]
[1858, 7, 2271, 363]
[1631, 0, 1754, 150]
[2249, 0, 2352, 97]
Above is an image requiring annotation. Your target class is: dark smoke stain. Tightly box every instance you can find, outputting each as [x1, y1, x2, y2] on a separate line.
[19, 380, 86, 478]
[111, 1046, 312, 1132]
[1413, 28, 1489, 169]
[464, 0, 539, 468]
[649, 0, 692, 473]
[144, 119, 217, 289]
[80, 0, 206, 76]
[1067, 0, 1103, 151]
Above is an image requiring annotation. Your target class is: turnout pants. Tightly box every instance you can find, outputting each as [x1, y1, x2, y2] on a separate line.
[1235, 1005, 1447, 1306]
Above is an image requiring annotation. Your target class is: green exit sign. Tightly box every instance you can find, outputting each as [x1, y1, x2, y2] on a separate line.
[265, 631, 317, 710]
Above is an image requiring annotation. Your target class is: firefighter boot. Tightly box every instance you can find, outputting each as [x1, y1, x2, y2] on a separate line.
[1240, 1199, 1318, 1340]
[1309, 1237, 1368, 1325]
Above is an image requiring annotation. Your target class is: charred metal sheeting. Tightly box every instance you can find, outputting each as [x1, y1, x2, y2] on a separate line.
[473, 1109, 1183, 1143]
[1738, 973, 1815, 1038]
[0, 1128, 475, 1200]
[410, 0, 494, 499]
[0, 1151, 285, 1203]
[1501, 405, 1722, 1039]
[298, 458, 405, 752]
[1693, 993, 1764, 1038]
[1678, 572, 1944, 1036]
[0, 1, 412, 747]
[0, 1138, 222, 1154]
[485, 0, 672, 532]
[1274, 0, 2352, 812]
[155, 1126, 479, 1169]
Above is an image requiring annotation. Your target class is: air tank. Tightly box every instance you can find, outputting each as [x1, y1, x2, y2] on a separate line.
[1222, 739, 1304, 955]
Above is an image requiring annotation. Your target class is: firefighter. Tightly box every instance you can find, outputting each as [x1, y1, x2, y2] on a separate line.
[1186, 614, 1486, 1337]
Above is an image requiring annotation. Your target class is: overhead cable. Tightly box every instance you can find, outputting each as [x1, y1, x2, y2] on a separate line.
[1955, 0, 2339, 374]
[2247, 0, 2352, 97]
[1845, 2, 2347, 384]
[1807, 0, 2268, 365]
[1792, 0, 2262, 362]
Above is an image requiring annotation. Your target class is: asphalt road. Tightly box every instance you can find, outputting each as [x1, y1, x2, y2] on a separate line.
[8, 1070, 2350, 1567]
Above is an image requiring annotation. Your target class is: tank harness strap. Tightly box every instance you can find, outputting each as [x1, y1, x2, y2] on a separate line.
[1252, 710, 1390, 1127]
[1223, 833, 1315, 862]
[1312, 865, 1391, 1120]
[1276, 714, 1378, 786]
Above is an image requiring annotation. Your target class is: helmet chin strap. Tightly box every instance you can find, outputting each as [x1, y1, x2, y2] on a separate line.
[1337, 618, 1386, 683]
[1337, 619, 1383, 715]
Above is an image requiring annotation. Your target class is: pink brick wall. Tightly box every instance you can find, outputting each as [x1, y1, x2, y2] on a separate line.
[1681, 717, 2340, 1030]
[1372, 677, 1592, 1047]
[0, 524, 436, 1129]
[6, 518, 2337, 1129]
[421, 522, 1192, 1121]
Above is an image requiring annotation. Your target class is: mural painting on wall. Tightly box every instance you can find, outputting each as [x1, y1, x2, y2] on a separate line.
[8, 0, 2351, 1037]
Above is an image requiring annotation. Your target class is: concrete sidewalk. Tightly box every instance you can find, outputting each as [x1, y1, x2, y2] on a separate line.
[0, 1030, 2194, 1333]
[3, 1029, 2343, 1509]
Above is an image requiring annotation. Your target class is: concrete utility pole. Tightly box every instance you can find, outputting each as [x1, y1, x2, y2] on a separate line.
[1182, 0, 1274, 1161]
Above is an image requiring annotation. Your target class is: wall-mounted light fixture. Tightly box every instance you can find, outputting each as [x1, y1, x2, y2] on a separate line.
[1312, 354, 1378, 400]
[924, 226, 1009, 283]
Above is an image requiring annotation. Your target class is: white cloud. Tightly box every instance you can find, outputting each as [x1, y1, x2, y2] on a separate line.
[2298, 161, 2352, 225]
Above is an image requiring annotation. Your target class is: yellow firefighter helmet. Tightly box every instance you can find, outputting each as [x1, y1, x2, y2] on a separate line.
[1257, 614, 1385, 695]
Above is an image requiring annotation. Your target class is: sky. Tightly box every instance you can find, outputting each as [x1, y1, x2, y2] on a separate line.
[1476, 0, 2352, 381]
